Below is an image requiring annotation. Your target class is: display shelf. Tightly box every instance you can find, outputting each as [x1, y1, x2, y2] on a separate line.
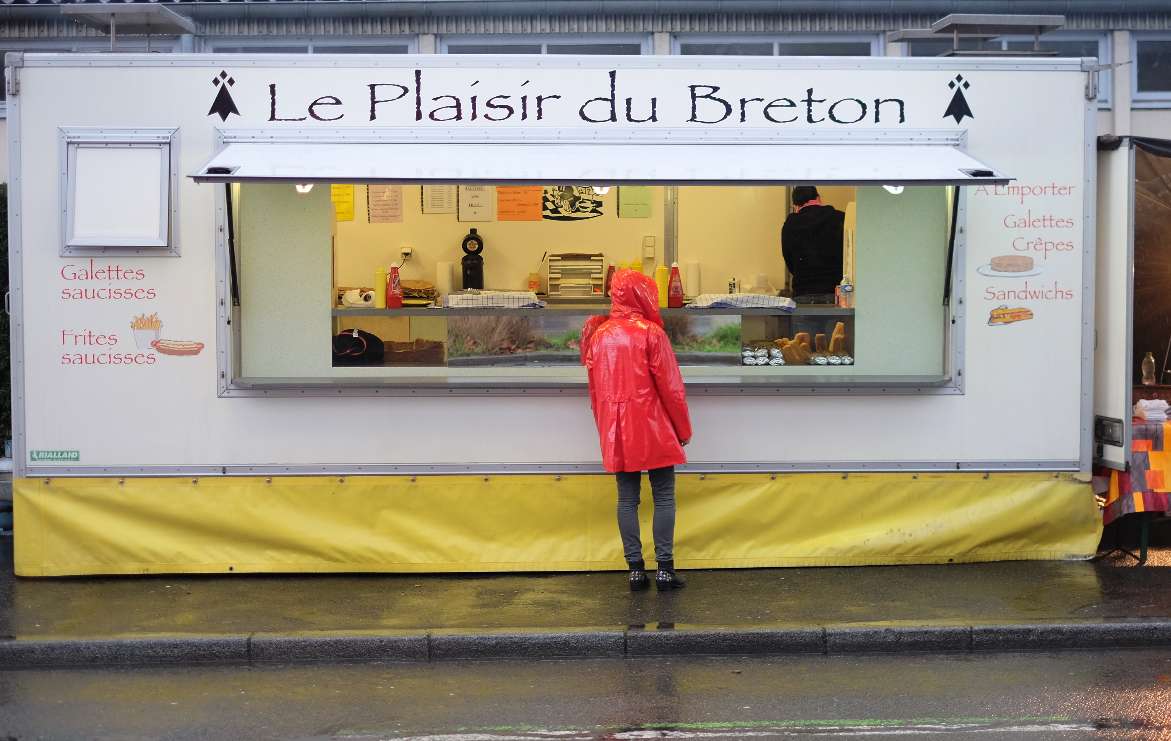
[331, 305, 854, 318]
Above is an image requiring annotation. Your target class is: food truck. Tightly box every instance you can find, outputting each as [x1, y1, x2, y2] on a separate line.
[6, 52, 1107, 576]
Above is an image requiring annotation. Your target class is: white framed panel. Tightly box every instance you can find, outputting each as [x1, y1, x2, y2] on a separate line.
[59, 128, 179, 257]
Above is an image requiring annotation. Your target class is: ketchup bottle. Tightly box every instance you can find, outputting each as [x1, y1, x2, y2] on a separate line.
[387, 265, 404, 309]
[668, 262, 685, 308]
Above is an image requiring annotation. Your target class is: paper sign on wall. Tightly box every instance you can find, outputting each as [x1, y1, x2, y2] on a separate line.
[458, 185, 497, 222]
[618, 186, 653, 219]
[367, 185, 403, 223]
[542, 186, 604, 221]
[422, 185, 457, 214]
[330, 184, 355, 222]
[496, 186, 543, 221]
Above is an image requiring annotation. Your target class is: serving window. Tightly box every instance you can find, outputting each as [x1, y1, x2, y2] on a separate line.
[223, 180, 956, 389]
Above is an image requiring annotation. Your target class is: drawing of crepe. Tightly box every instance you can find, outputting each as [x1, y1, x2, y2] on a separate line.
[988, 305, 1034, 326]
[129, 313, 162, 351]
[977, 254, 1042, 278]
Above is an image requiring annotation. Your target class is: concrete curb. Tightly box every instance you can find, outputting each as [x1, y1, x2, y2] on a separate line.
[250, 631, 430, 663]
[5, 621, 1171, 668]
[0, 635, 249, 668]
[627, 627, 824, 656]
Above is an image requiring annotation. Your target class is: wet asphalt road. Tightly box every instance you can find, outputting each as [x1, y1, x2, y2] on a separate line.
[2, 650, 1171, 740]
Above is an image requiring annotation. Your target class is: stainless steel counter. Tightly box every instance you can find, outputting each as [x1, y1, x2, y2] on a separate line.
[332, 305, 854, 318]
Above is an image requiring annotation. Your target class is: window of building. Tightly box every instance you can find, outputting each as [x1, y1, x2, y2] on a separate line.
[904, 34, 1105, 58]
[674, 34, 880, 57]
[905, 33, 1110, 106]
[205, 38, 414, 55]
[439, 35, 649, 55]
[1135, 34, 1171, 106]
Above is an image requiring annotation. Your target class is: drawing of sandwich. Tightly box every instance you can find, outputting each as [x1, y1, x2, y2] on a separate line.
[988, 305, 1034, 326]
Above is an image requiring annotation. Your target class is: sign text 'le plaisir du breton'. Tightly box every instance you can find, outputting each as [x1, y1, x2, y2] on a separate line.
[261, 70, 909, 126]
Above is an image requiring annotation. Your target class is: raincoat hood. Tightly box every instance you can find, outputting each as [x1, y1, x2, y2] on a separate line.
[608, 269, 664, 327]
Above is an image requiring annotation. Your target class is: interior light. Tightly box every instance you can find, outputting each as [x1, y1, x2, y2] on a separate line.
[295, 184, 315, 194]
[882, 185, 905, 195]
[591, 186, 611, 196]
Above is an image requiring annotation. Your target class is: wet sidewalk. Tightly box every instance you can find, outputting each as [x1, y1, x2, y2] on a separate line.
[4, 533, 1171, 667]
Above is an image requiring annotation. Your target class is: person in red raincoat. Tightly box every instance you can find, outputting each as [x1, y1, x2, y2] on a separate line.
[580, 269, 692, 591]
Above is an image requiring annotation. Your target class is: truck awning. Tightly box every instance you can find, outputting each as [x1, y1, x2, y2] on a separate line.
[191, 134, 1010, 186]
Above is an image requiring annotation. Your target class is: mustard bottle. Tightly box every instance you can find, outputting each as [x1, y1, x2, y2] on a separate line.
[374, 267, 387, 309]
[655, 263, 669, 308]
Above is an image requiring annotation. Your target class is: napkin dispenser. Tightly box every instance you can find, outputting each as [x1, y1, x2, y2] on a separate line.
[341, 289, 375, 307]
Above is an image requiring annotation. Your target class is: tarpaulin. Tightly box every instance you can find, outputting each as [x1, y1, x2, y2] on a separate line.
[14, 473, 1102, 577]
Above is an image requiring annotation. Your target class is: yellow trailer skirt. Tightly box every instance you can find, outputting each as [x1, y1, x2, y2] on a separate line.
[13, 473, 1102, 577]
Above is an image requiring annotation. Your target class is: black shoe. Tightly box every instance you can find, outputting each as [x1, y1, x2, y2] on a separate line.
[628, 560, 649, 592]
[655, 560, 686, 591]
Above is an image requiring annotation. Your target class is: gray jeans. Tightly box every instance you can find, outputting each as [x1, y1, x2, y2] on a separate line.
[615, 466, 676, 565]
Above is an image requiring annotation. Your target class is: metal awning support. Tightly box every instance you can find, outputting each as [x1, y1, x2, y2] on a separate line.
[60, 5, 197, 52]
[891, 13, 1066, 57]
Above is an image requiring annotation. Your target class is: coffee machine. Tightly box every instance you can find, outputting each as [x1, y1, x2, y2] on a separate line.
[461, 228, 484, 290]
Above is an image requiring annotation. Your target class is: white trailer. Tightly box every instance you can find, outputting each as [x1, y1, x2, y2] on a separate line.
[6, 53, 1108, 575]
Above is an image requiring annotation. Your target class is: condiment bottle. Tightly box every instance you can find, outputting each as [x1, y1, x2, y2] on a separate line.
[374, 267, 387, 309]
[655, 264, 669, 308]
[836, 276, 854, 309]
[387, 265, 403, 309]
[668, 263, 684, 308]
[1143, 352, 1158, 386]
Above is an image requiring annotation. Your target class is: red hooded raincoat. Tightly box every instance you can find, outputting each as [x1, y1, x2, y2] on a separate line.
[580, 270, 693, 473]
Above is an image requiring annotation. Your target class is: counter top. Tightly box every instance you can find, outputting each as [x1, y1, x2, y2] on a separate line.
[332, 305, 854, 318]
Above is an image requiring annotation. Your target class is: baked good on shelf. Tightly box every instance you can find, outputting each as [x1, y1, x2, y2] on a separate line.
[780, 339, 812, 365]
[829, 322, 848, 355]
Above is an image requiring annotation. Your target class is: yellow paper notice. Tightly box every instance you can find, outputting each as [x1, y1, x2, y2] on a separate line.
[331, 184, 355, 222]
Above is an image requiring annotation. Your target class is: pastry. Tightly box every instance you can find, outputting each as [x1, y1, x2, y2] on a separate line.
[815, 334, 828, 354]
[781, 339, 812, 365]
[794, 332, 811, 351]
[990, 255, 1034, 273]
[829, 322, 848, 355]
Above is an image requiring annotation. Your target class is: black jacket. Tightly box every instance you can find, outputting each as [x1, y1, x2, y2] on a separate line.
[781, 204, 845, 297]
